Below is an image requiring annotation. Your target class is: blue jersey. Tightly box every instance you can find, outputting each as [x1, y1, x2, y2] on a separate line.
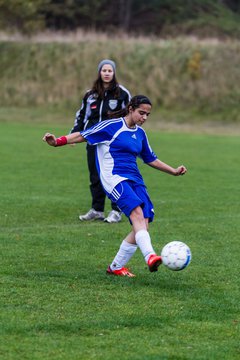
[81, 118, 157, 194]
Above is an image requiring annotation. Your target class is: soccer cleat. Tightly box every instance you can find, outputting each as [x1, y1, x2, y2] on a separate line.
[106, 265, 135, 277]
[104, 210, 122, 223]
[148, 254, 162, 272]
[79, 208, 105, 221]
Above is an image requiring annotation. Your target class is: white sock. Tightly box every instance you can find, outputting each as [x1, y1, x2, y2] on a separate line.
[135, 229, 155, 263]
[110, 240, 138, 270]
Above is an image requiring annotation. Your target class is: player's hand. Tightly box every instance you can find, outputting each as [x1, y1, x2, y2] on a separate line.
[43, 133, 57, 147]
[175, 165, 187, 176]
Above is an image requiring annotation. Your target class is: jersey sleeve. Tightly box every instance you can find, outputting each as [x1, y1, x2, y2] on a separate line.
[139, 130, 158, 163]
[81, 119, 121, 145]
[69, 92, 88, 133]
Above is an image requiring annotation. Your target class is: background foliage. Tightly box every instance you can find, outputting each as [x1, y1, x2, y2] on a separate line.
[0, 0, 240, 37]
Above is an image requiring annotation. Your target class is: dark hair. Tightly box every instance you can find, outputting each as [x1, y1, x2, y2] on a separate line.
[91, 73, 120, 100]
[108, 95, 152, 119]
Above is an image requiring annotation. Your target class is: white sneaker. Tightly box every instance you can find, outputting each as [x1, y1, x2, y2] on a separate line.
[104, 210, 122, 223]
[79, 208, 105, 221]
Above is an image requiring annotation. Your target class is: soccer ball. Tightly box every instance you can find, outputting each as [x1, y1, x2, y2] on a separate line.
[161, 241, 192, 271]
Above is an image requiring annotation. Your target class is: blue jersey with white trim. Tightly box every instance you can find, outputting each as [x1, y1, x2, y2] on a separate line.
[81, 118, 157, 194]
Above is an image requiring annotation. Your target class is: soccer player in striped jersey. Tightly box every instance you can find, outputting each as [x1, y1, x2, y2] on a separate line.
[43, 95, 187, 277]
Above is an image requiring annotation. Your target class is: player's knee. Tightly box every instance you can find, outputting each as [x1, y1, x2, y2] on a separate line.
[130, 206, 144, 223]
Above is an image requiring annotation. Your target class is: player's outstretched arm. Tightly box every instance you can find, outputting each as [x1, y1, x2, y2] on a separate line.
[43, 132, 86, 147]
[147, 159, 187, 176]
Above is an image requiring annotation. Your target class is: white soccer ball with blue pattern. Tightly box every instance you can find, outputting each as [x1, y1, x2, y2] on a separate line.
[161, 241, 191, 271]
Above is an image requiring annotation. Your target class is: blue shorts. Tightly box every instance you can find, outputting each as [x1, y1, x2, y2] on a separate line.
[107, 180, 155, 222]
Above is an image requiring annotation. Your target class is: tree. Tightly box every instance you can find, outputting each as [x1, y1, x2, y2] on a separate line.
[119, 0, 133, 32]
[0, 0, 50, 33]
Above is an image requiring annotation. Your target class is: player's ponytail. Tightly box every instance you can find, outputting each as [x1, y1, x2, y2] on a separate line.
[108, 107, 128, 119]
[108, 95, 152, 119]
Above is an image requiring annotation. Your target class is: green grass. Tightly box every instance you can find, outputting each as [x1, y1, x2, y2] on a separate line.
[0, 114, 239, 359]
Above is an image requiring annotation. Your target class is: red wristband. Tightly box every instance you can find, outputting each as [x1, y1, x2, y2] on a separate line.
[56, 136, 67, 147]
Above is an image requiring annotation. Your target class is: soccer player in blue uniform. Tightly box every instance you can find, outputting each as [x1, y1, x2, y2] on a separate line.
[43, 95, 187, 277]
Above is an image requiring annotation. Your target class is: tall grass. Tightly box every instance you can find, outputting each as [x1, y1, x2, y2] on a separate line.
[0, 35, 240, 121]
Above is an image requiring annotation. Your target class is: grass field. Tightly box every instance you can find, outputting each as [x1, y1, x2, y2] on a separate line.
[0, 114, 239, 359]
